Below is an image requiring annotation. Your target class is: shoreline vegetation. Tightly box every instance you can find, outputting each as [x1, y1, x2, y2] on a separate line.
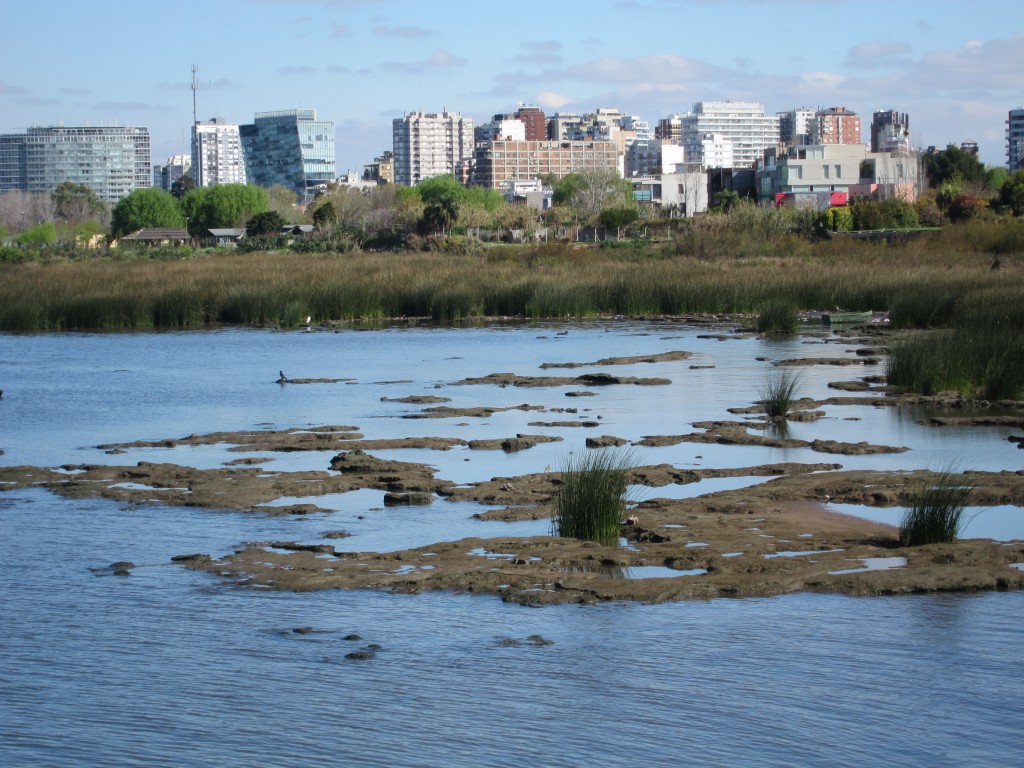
[4, 216, 1023, 400]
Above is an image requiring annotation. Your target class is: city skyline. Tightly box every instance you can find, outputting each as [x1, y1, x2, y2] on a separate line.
[2, 0, 1022, 175]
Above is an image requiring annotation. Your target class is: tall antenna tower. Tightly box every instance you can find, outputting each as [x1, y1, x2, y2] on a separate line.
[191, 64, 199, 126]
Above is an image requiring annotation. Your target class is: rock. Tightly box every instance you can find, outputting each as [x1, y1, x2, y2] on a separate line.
[322, 530, 352, 539]
[383, 492, 434, 506]
[171, 553, 212, 566]
[343, 634, 363, 641]
[501, 437, 538, 453]
[586, 435, 628, 448]
[345, 651, 376, 660]
[576, 373, 621, 385]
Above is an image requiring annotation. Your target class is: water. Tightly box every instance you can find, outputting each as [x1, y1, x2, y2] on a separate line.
[2, 322, 1023, 766]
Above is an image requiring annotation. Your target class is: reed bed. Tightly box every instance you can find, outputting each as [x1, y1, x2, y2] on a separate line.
[551, 449, 635, 546]
[1, 244, 1021, 332]
[899, 469, 975, 546]
[757, 298, 798, 333]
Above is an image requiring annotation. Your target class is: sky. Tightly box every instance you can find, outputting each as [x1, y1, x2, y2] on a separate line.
[2, 0, 1022, 175]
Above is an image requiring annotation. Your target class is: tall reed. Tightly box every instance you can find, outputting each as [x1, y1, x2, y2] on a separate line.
[551, 450, 635, 546]
[757, 298, 798, 333]
[899, 469, 974, 546]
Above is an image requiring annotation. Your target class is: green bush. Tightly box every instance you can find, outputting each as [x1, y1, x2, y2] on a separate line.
[900, 470, 974, 546]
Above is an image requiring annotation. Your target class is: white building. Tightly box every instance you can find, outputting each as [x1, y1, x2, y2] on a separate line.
[681, 101, 779, 168]
[392, 111, 475, 186]
[625, 139, 685, 177]
[1008, 108, 1024, 172]
[192, 118, 246, 187]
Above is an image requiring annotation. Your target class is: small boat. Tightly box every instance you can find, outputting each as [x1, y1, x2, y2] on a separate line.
[822, 310, 873, 325]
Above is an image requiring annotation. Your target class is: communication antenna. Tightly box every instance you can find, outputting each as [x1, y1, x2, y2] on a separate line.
[191, 64, 199, 126]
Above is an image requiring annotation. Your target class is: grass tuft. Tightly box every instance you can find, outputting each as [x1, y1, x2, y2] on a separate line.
[899, 469, 974, 546]
[757, 368, 803, 419]
[757, 298, 798, 333]
[551, 449, 635, 546]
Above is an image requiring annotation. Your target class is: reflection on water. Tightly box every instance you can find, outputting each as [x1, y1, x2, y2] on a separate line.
[2, 323, 1023, 766]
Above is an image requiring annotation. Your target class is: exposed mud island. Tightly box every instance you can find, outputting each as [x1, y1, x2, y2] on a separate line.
[4, 333, 1024, 605]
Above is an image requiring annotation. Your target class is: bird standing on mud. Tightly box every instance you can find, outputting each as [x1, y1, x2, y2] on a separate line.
[278, 371, 288, 383]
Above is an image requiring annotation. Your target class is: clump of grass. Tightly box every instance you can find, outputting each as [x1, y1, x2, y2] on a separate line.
[757, 368, 803, 419]
[551, 449, 635, 546]
[899, 469, 975, 546]
[757, 298, 798, 333]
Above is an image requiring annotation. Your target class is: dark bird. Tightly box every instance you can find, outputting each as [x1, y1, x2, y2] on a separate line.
[278, 371, 288, 383]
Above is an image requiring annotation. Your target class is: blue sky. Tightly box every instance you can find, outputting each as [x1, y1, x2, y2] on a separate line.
[2, 0, 1021, 174]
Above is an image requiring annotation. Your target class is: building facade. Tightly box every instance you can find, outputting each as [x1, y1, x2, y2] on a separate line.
[812, 107, 862, 146]
[392, 111, 475, 186]
[681, 101, 779, 168]
[1008, 108, 1024, 172]
[472, 139, 618, 189]
[0, 125, 150, 204]
[514, 106, 547, 141]
[192, 118, 246, 188]
[778, 108, 816, 146]
[240, 109, 335, 202]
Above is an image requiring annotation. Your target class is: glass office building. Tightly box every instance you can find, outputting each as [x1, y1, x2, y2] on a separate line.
[0, 125, 151, 204]
[240, 110, 335, 202]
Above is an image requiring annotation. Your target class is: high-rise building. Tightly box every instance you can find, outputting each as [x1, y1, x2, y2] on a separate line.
[1008, 108, 1024, 172]
[812, 107, 862, 146]
[655, 114, 684, 143]
[153, 154, 191, 192]
[192, 118, 246, 188]
[681, 102, 779, 168]
[871, 110, 911, 153]
[0, 125, 150, 204]
[514, 106, 547, 141]
[778, 108, 816, 146]
[240, 109, 335, 202]
[392, 111, 474, 186]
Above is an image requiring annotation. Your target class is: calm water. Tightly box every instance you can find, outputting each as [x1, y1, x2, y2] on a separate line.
[2, 323, 1022, 767]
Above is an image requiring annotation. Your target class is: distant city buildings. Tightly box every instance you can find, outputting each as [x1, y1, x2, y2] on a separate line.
[192, 118, 246, 188]
[777, 108, 816, 147]
[362, 151, 394, 185]
[239, 109, 335, 202]
[153, 154, 191, 192]
[392, 110, 475, 186]
[1008, 108, 1024, 172]
[680, 101, 780, 168]
[0, 125, 151, 204]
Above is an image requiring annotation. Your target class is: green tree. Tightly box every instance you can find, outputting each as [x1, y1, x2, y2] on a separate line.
[312, 200, 337, 230]
[110, 188, 185, 238]
[924, 145, 988, 188]
[181, 184, 268, 236]
[171, 173, 195, 199]
[14, 221, 58, 245]
[264, 184, 302, 220]
[51, 181, 108, 224]
[598, 207, 640, 230]
[552, 168, 633, 222]
[421, 196, 459, 236]
[245, 210, 286, 237]
[998, 170, 1024, 216]
[416, 174, 466, 206]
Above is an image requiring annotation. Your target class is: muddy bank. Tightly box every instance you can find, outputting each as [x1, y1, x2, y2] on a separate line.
[191, 467, 1024, 605]
[454, 372, 672, 387]
[539, 350, 692, 369]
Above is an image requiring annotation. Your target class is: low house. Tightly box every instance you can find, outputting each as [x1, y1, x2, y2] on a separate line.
[208, 228, 246, 246]
[115, 228, 191, 247]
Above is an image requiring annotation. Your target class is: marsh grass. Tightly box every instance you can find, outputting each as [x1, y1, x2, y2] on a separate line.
[899, 469, 975, 546]
[551, 449, 635, 546]
[757, 368, 803, 419]
[757, 298, 798, 333]
[1, 242, 1023, 331]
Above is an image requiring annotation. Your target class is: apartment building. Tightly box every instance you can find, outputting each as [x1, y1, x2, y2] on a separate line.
[240, 109, 335, 202]
[812, 107, 862, 146]
[0, 124, 151, 204]
[392, 111, 474, 186]
[363, 151, 394, 185]
[871, 110, 911, 153]
[192, 118, 246, 188]
[680, 101, 779, 168]
[778, 108, 816, 146]
[472, 139, 618, 189]
[1008, 108, 1024, 172]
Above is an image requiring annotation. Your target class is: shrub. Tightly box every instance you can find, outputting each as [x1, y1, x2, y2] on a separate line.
[899, 469, 974, 546]
[551, 449, 635, 546]
[947, 195, 986, 223]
